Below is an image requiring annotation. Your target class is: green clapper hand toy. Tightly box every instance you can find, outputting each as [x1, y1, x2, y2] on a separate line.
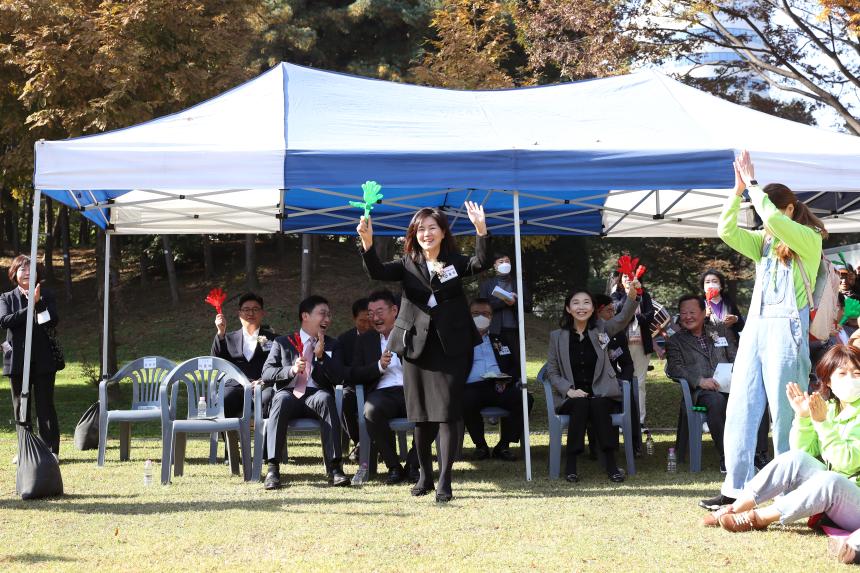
[831, 252, 851, 270]
[843, 297, 860, 325]
[350, 181, 384, 219]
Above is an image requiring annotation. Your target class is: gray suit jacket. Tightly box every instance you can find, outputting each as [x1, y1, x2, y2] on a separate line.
[546, 296, 637, 411]
[664, 323, 737, 402]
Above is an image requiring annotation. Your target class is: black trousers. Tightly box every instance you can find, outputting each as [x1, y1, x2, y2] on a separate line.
[266, 387, 342, 468]
[695, 391, 770, 459]
[223, 380, 273, 419]
[462, 380, 533, 448]
[558, 396, 618, 475]
[9, 373, 60, 454]
[340, 386, 360, 447]
[364, 386, 417, 471]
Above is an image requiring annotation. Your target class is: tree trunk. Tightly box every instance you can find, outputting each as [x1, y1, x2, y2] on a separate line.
[162, 235, 180, 306]
[139, 248, 149, 287]
[276, 232, 287, 260]
[44, 197, 55, 279]
[311, 235, 320, 275]
[203, 234, 214, 280]
[245, 234, 259, 291]
[96, 230, 118, 378]
[300, 233, 312, 300]
[59, 206, 73, 301]
[78, 215, 89, 246]
[11, 207, 20, 254]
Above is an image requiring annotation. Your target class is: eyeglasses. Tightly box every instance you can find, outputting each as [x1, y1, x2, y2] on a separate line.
[240, 307, 262, 314]
[367, 308, 391, 318]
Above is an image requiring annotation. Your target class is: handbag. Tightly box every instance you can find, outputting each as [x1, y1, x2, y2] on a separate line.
[42, 324, 65, 371]
[74, 402, 100, 450]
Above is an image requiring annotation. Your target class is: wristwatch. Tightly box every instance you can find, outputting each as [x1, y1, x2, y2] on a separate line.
[749, 179, 758, 186]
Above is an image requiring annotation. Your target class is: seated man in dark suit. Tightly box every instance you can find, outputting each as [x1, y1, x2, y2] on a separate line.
[211, 292, 276, 419]
[348, 289, 418, 484]
[261, 295, 349, 490]
[338, 297, 371, 460]
[463, 298, 534, 461]
[665, 294, 738, 476]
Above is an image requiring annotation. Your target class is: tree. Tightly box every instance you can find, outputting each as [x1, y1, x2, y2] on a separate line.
[818, 0, 860, 33]
[635, 0, 860, 134]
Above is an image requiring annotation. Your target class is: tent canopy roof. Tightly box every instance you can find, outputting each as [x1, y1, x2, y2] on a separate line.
[34, 63, 860, 236]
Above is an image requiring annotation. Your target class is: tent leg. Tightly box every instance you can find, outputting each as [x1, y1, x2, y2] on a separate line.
[20, 190, 43, 423]
[101, 232, 111, 380]
[513, 191, 532, 481]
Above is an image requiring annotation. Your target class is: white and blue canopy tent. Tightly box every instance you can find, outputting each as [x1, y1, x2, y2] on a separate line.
[22, 62, 860, 480]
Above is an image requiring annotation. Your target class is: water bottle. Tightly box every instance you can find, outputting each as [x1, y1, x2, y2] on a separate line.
[351, 461, 368, 486]
[667, 447, 677, 473]
[645, 431, 654, 456]
[143, 459, 153, 486]
[197, 396, 207, 419]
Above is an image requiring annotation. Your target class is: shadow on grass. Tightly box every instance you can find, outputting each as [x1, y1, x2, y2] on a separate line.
[0, 552, 78, 564]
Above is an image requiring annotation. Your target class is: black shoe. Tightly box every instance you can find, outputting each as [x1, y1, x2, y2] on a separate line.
[264, 469, 282, 490]
[473, 446, 490, 460]
[348, 445, 359, 463]
[492, 445, 516, 461]
[565, 473, 580, 483]
[385, 467, 406, 485]
[608, 470, 625, 483]
[435, 492, 453, 503]
[411, 484, 433, 496]
[405, 463, 420, 484]
[331, 468, 351, 487]
[754, 453, 770, 471]
[719, 457, 727, 474]
[699, 493, 735, 510]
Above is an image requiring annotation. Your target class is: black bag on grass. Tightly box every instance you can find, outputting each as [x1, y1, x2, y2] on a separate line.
[16, 425, 63, 500]
[74, 402, 100, 450]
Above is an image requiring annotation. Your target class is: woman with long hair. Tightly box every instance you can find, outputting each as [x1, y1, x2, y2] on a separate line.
[702, 344, 859, 537]
[702, 150, 827, 509]
[357, 202, 489, 502]
[700, 268, 745, 338]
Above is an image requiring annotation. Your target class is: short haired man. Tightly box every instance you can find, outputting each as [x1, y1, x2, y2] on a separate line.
[212, 292, 276, 419]
[463, 298, 534, 461]
[346, 289, 418, 484]
[261, 295, 348, 489]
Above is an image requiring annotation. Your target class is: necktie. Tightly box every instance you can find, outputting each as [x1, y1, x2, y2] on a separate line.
[292, 338, 316, 398]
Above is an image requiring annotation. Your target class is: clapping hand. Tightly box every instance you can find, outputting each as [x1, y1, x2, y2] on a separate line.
[314, 336, 325, 360]
[465, 201, 487, 236]
[786, 382, 810, 418]
[380, 350, 392, 370]
[724, 314, 738, 327]
[733, 150, 756, 191]
[808, 392, 828, 422]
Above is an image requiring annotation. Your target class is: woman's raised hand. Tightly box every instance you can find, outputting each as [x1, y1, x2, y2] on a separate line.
[465, 201, 487, 236]
[626, 278, 641, 299]
[357, 215, 373, 251]
[786, 382, 810, 418]
[733, 150, 756, 190]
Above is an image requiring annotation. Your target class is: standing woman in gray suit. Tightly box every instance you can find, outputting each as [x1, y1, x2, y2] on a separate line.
[546, 279, 640, 483]
[357, 201, 489, 502]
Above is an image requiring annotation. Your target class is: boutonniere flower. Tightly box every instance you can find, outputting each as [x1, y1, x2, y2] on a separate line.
[709, 331, 721, 343]
[429, 260, 446, 276]
[257, 336, 269, 346]
[598, 332, 610, 349]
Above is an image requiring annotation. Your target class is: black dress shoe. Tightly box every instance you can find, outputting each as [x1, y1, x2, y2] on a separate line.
[264, 469, 282, 490]
[565, 473, 580, 483]
[492, 445, 516, 462]
[699, 493, 735, 510]
[435, 492, 453, 503]
[330, 468, 351, 487]
[473, 446, 490, 460]
[411, 484, 433, 496]
[385, 467, 406, 485]
[608, 470, 625, 483]
[406, 464, 420, 484]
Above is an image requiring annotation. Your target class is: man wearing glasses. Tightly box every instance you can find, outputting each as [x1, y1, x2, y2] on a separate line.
[212, 292, 277, 419]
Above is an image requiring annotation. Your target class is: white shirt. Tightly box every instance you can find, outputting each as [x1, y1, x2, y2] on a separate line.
[426, 261, 438, 308]
[242, 328, 260, 362]
[376, 332, 403, 390]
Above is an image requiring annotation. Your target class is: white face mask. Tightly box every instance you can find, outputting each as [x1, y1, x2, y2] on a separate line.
[497, 262, 511, 275]
[473, 315, 491, 330]
[830, 375, 860, 403]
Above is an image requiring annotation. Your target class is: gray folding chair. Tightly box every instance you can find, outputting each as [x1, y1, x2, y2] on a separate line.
[251, 384, 344, 482]
[355, 384, 414, 480]
[537, 364, 636, 479]
[671, 377, 706, 473]
[159, 357, 252, 484]
[98, 356, 176, 466]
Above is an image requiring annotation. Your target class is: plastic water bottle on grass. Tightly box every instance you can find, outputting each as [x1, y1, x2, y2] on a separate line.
[143, 459, 153, 486]
[645, 432, 654, 456]
[197, 396, 207, 418]
[667, 447, 677, 473]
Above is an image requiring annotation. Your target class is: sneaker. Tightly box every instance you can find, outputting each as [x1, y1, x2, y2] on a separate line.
[699, 493, 735, 511]
[718, 509, 768, 532]
[719, 458, 727, 474]
[11, 454, 17, 465]
[702, 504, 735, 527]
[828, 537, 859, 564]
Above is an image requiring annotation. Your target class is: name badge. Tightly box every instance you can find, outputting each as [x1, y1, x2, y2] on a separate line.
[37, 310, 51, 324]
[439, 265, 458, 283]
[197, 357, 213, 371]
[143, 357, 157, 369]
[1, 341, 11, 354]
[498, 345, 511, 356]
[714, 337, 729, 347]
[609, 347, 623, 361]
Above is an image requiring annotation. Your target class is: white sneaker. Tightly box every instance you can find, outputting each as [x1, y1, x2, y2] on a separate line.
[702, 422, 710, 434]
[11, 454, 17, 465]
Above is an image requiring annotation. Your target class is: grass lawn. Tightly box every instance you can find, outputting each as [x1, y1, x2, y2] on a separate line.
[0, 359, 846, 572]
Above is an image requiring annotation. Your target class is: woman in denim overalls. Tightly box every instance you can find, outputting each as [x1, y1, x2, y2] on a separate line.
[703, 151, 827, 508]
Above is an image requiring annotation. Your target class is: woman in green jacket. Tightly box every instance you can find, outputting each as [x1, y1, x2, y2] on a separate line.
[703, 344, 860, 534]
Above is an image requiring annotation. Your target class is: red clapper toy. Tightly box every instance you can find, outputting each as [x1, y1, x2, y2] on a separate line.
[205, 287, 227, 315]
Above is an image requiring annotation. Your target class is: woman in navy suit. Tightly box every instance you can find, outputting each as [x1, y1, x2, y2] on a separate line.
[1, 255, 61, 456]
[357, 202, 489, 502]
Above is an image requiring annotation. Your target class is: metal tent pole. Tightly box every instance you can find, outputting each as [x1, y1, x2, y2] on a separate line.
[19, 190, 43, 422]
[513, 190, 532, 481]
[102, 232, 111, 380]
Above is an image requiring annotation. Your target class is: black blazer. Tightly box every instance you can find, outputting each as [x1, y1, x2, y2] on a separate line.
[336, 327, 361, 368]
[361, 234, 491, 359]
[485, 333, 520, 382]
[1, 287, 59, 377]
[261, 333, 342, 392]
[211, 327, 276, 381]
[346, 330, 388, 391]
